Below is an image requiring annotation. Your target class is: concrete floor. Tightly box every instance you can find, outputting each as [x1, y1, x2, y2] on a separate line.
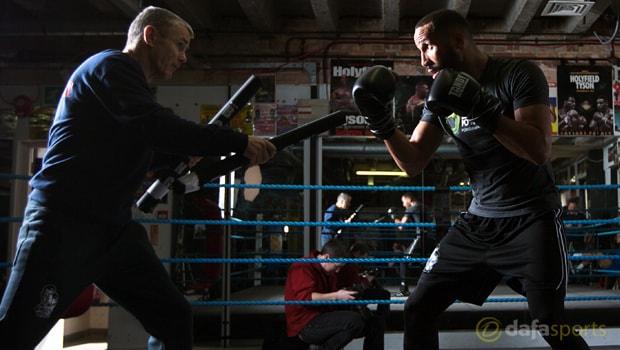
[64, 283, 620, 350]
[67, 331, 620, 350]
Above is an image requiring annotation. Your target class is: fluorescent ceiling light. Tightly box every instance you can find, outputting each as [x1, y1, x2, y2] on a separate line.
[355, 170, 407, 176]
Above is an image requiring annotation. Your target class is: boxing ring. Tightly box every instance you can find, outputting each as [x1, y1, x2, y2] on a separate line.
[2, 176, 620, 349]
[1, 68, 619, 349]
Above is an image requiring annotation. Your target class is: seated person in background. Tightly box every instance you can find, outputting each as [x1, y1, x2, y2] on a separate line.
[562, 197, 588, 252]
[336, 242, 391, 325]
[574, 233, 620, 288]
[284, 239, 385, 350]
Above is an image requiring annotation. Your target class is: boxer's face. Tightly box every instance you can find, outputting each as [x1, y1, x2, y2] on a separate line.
[414, 23, 463, 77]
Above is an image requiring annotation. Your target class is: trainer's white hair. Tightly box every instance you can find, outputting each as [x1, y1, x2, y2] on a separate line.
[125, 6, 194, 49]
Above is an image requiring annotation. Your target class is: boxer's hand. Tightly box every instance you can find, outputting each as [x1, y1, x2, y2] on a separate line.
[426, 68, 503, 133]
[243, 136, 276, 166]
[352, 65, 398, 139]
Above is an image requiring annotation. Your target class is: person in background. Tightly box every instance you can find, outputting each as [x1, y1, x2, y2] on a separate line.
[573, 232, 620, 289]
[394, 192, 422, 297]
[285, 239, 385, 350]
[561, 197, 588, 252]
[336, 242, 391, 329]
[0, 6, 275, 349]
[352, 8, 590, 350]
[321, 192, 353, 246]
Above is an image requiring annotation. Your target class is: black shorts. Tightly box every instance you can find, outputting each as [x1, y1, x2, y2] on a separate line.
[418, 209, 568, 305]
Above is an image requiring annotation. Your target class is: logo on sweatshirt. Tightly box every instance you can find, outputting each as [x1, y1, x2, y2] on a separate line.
[34, 284, 59, 318]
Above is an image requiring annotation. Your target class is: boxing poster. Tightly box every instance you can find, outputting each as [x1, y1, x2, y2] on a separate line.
[330, 59, 393, 136]
[275, 104, 298, 135]
[549, 82, 558, 136]
[557, 66, 613, 136]
[253, 103, 277, 136]
[201, 103, 253, 135]
[395, 76, 433, 135]
[612, 66, 620, 135]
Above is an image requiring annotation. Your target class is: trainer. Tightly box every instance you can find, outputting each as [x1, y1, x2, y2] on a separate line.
[0, 6, 275, 349]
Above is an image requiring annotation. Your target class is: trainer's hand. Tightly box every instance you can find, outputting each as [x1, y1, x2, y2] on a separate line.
[352, 65, 398, 139]
[243, 136, 276, 166]
[186, 156, 203, 168]
[426, 68, 504, 133]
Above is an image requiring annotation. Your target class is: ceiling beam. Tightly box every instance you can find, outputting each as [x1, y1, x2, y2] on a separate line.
[447, 0, 471, 17]
[504, 0, 543, 34]
[382, 0, 401, 35]
[0, 20, 129, 36]
[237, 0, 279, 33]
[309, 0, 339, 32]
[10, 0, 45, 12]
[85, 0, 121, 14]
[107, 0, 141, 19]
[563, 0, 612, 34]
[160, 0, 215, 33]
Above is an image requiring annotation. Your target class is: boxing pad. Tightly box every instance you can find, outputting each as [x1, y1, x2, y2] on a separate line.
[352, 65, 398, 139]
[426, 68, 503, 133]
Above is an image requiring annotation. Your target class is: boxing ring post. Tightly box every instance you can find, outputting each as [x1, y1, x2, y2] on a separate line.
[219, 170, 234, 348]
[304, 136, 324, 254]
[193, 110, 349, 346]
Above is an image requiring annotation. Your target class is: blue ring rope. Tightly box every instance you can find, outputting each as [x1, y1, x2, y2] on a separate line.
[4, 216, 620, 228]
[1, 173, 619, 308]
[91, 295, 620, 308]
[4, 172, 620, 190]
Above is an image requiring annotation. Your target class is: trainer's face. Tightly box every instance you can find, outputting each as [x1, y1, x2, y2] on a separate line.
[150, 24, 190, 80]
[414, 23, 462, 78]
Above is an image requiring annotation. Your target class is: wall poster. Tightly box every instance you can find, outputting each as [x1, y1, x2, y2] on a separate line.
[557, 66, 613, 136]
[395, 76, 433, 135]
[330, 60, 393, 136]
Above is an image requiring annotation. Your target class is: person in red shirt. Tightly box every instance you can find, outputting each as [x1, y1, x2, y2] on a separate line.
[336, 242, 391, 327]
[284, 239, 385, 350]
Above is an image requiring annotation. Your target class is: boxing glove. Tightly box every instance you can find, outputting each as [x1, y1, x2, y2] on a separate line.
[426, 68, 503, 133]
[352, 65, 398, 139]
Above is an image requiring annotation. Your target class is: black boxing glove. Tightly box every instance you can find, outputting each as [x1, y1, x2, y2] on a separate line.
[352, 65, 398, 139]
[426, 68, 503, 133]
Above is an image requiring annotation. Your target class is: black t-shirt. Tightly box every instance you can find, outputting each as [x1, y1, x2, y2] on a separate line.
[422, 57, 560, 217]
